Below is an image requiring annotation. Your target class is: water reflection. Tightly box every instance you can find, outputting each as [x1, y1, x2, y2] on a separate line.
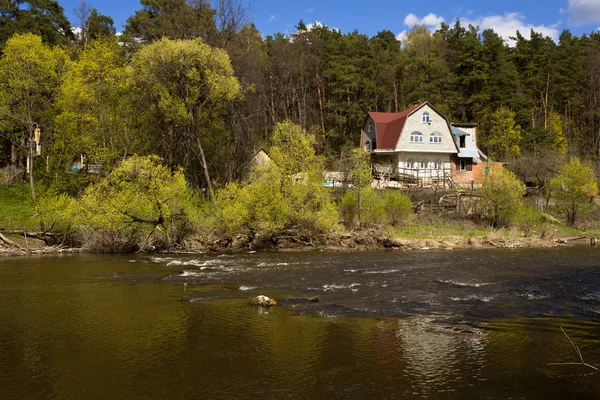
[0, 251, 598, 399]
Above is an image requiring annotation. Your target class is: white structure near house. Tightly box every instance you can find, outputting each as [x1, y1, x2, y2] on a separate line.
[361, 102, 493, 186]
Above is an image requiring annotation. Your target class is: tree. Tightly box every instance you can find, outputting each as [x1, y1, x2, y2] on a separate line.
[0, 33, 69, 205]
[545, 111, 568, 153]
[79, 155, 199, 250]
[131, 37, 242, 199]
[53, 39, 134, 177]
[216, 120, 337, 236]
[487, 106, 522, 160]
[121, 0, 217, 49]
[269, 119, 321, 176]
[347, 148, 372, 226]
[73, 2, 116, 48]
[549, 157, 598, 226]
[480, 168, 526, 227]
[0, 0, 75, 46]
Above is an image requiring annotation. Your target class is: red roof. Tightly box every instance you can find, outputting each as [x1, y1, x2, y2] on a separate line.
[368, 104, 422, 150]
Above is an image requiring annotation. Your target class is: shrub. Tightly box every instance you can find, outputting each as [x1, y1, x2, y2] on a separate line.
[215, 121, 338, 237]
[36, 192, 79, 233]
[513, 204, 546, 236]
[383, 191, 413, 226]
[78, 155, 199, 250]
[480, 168, 526, 227]
[216, 164, 338, 236]
[549, 157, 598, 226]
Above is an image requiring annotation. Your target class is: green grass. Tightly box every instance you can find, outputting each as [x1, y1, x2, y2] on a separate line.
[0, 184, 40, 230]
[388, 220, 490, 239]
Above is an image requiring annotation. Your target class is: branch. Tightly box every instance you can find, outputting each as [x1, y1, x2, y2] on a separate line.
[121, 211, 160, 226]
[547, 327, 599, 371]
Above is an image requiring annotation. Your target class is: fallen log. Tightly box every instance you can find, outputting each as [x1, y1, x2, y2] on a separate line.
[0, 232, 24, 249]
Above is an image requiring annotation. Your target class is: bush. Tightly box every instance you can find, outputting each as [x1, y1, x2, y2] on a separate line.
[513, 204, 546, 236]
[383, 191, 413, 226]
[480, 168, 526, 227]
[216, 164, 338, 236]
[341, 189, 412, 227]
[549, 157, 598, 226]
[36, 192, 79, 233]
[78, 155, 200, 250]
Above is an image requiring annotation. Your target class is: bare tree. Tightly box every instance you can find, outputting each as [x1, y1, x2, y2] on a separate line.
[73, 1, 92, 48]
[213, 0, 250, 48]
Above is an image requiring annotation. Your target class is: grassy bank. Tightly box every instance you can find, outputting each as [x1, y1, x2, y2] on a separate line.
[0, 184, 38, 231]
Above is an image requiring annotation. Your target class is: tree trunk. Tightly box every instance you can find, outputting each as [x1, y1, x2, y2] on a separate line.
[167, 121, 174, 167]
[316, 66, 326, 146]
[196, 137, 215, 203]
[28, 125, 36, 208]
[544, 72, 549, 129]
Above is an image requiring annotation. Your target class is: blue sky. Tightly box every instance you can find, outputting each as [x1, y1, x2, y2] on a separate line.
[59, 0, 600, 44]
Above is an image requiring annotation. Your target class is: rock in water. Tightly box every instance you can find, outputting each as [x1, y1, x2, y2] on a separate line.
[250, 295, 277, 307]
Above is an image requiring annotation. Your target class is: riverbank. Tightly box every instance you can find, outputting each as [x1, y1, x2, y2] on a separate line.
[1, 227, 597, 257]
[182, 229, 596, 253]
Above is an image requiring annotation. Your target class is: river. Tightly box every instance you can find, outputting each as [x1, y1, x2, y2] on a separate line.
[0, 248, 598, 399]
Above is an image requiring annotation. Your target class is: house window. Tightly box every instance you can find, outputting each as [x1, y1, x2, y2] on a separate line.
[406, 159, 415, 169]
[364, 140, 371, 151]
[410, 131, 424, 143]
[459, 159, 467, 171]
[422, 112, 430, 123]
[433, 160, 441, 170]
[368, 122, 373, 133]
[429, 132, 442, 143]
[459, 135, 466, 148]
[419, 159, 427, 169]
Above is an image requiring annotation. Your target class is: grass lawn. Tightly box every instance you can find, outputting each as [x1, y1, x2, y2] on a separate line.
[0, 184, 40, 231]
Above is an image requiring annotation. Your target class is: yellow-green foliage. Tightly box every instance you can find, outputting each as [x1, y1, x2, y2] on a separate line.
[36, 192, 79, 233]
[480, 168, 526, 227]
[383, 191, 413, 226]
[215, 121, 337, 236]
[513, 204, 546, 236]
[549, 157, 598, 226]
[78, 155, 199, 243]
[132, 37, 242, 127]
[0, 33, 69, 145]
[54, 39, 133, 168]
[341, 189, 413, 227]
[487, 106, 521, 160]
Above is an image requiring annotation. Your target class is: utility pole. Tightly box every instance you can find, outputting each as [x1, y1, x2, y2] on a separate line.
[27, 123, 40, 207]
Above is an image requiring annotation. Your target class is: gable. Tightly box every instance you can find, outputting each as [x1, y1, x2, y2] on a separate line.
[395, 104, 457, 153]
[365, 104, 421, 150]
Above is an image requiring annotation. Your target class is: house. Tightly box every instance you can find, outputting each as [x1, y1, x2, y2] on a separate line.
[360, 102, 499, 186]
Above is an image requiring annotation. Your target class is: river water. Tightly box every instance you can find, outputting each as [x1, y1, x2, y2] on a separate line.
[0, 248, 598, 399]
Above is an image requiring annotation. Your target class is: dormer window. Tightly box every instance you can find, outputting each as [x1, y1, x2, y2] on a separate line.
[459, 135, 466, 148]
[410, 131, 424, 143]
[429, 132, 442, 143]
[422, 112, 430, 123]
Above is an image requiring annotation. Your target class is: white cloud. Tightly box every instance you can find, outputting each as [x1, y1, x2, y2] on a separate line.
[403, 13, 445, 30]
[567, 0, 600, 26]
[268, 14, 277, 23]
[307, 7, 315, 13]
[306, 20, 323, 31]
[460, 12, 560, 46]
[396, 30, 407, 41]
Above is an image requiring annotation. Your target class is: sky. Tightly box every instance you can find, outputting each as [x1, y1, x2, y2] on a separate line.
[58, 0, 600, 45]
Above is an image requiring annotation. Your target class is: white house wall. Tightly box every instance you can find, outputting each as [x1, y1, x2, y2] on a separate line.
[395, 104, 457, 153]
